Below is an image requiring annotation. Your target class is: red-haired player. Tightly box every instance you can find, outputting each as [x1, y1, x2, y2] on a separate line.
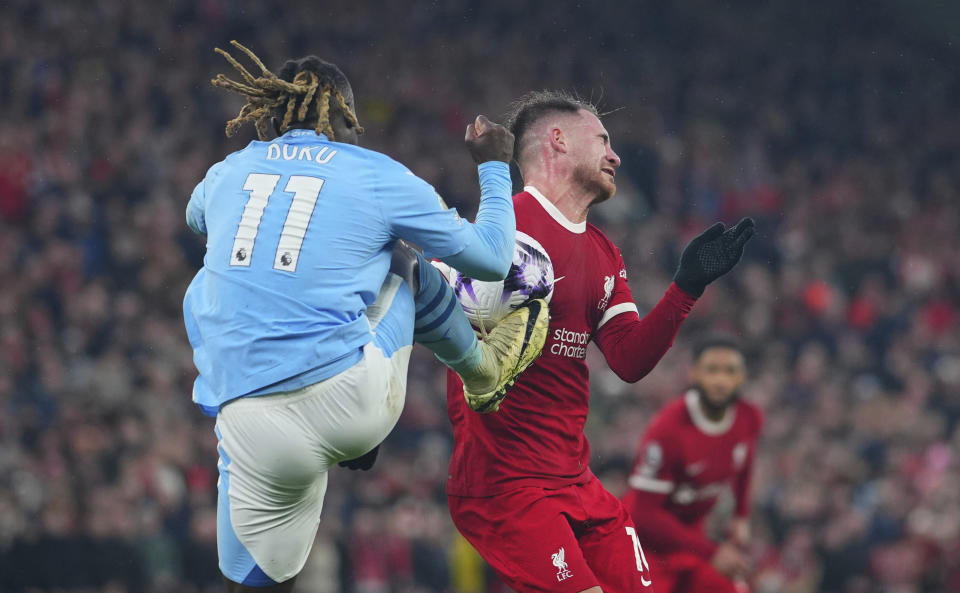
[445, 91, 756, 593]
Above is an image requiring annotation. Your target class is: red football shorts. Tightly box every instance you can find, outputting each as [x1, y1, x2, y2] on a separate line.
[648, 551, 738, 593]
[448, 476, 655, 593]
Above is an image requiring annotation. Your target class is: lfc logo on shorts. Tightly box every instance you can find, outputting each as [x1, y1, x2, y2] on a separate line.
[552, 547, 573, 582]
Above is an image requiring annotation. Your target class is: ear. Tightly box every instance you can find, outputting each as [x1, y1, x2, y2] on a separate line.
[548, 127, 568, 154]
[329, 105, 359, 145]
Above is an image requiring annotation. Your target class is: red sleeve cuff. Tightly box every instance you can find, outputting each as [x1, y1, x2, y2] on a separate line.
[666, 282, 699, 311]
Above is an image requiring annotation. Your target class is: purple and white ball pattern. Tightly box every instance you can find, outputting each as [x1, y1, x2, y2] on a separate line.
[438, 231, 554, 331]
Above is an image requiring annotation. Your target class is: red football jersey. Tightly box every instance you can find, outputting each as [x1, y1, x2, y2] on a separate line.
[622, 390, 763, 558]
[446, 186, 692, 496]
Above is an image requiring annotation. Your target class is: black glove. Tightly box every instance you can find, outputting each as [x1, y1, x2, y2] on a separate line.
[338, 445, 380, 471]
[673, 218, 755, 297]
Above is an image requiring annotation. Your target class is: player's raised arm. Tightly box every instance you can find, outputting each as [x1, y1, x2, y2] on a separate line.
[444, 115, 516, 278]
[381, 115, 516, 282]
[595, 220, 756, 383]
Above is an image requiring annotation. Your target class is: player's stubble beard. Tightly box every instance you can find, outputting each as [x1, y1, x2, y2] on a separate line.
[572, 162, 615, 207]
[695, 386, 739, 418]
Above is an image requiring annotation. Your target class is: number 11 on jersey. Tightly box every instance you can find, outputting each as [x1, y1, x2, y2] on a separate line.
[230, 173, 325, 272]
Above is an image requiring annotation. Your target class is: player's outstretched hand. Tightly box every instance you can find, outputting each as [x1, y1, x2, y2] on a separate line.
[338, 445, 379, 471]
[465, 115, 514, 164]
[673, 217, 755, 297]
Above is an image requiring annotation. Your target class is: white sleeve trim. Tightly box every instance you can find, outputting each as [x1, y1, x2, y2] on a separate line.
[598, 302, 639, 329]
[628, 474, 674, 494]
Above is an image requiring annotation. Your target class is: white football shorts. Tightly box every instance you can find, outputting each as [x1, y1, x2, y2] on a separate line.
[215, 274, 413, 585]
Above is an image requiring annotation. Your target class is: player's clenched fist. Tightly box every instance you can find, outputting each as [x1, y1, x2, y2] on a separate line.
[465, 114, 514, 164]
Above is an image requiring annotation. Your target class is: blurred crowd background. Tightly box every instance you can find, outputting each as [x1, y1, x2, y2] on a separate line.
[1, 1, 958, 592]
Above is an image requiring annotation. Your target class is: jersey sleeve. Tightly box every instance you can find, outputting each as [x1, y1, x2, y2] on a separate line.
[733, 406, 764, 517]
[628, 429, 679, 496]
[186, 180, 206, 234]
[597, 249, 639, 329]
[186, 160, 228, 235]
[594, 282, 698, 383]
[628, 420, 719, 558]
[376, 160, 514, 281]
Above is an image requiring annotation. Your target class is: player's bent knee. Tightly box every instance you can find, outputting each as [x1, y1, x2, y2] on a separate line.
[390, 241, 420, 294]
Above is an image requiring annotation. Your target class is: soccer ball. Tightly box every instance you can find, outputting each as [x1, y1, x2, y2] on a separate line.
[434, 231, 554, 332]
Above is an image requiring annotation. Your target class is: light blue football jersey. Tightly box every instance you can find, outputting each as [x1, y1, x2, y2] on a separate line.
[184, 129, 513, 415]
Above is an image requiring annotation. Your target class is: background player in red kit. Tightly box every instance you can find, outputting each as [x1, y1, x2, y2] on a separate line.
[622, 336, 763, 593]
[445, 90, 756, 593]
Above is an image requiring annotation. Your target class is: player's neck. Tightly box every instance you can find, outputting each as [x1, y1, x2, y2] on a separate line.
[524, 176, 592, 223]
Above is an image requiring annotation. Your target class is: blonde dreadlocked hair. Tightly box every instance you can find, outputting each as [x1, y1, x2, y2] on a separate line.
[211, 41, 364, 141]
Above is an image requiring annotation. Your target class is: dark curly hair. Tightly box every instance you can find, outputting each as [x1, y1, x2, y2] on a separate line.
[692, 334, 746, 362]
